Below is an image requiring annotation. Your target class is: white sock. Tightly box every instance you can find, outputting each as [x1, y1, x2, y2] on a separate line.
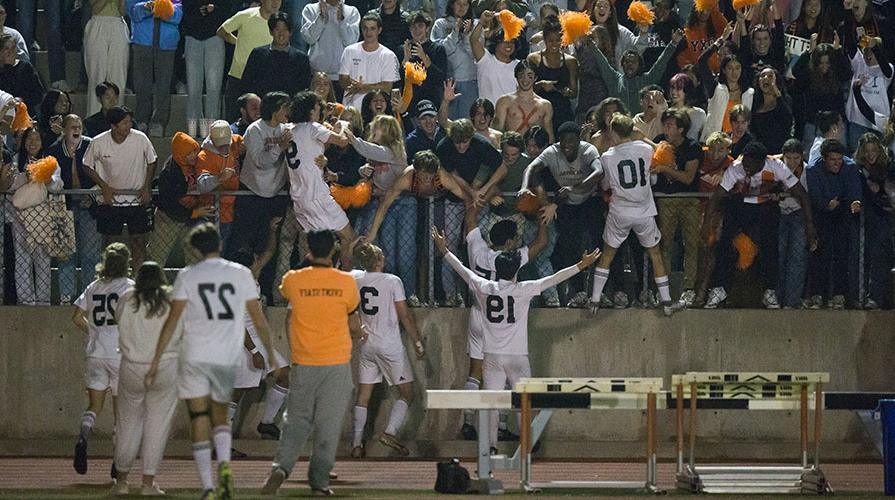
[385, 399, 409, 436]
[261, 384, 288, 425]
[463, 377, 480, 425]
[591, 267, 610, 303]
[352, 406, 367, 448]
[655, 275, 671, 304]
[79, 411, 96, 440]
[226, 401, 238, 426]
[498, 411, 509, 431]
[212, 426, 231, 464]
[192, 441, 214, 491]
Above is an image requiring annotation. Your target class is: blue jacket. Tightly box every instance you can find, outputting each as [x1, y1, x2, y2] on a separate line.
[128, 0, 183, 50]
[807, 156, 863, 215]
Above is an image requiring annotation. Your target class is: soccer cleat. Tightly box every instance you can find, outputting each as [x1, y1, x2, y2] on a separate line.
[612, 291, 629, 309]
[217, 462, 234, 500]
[261, 468, 286, 496]
[704, 287, 727, 309]
[257, 422, 281, 440]
[678, 289, 696, 308]
[829, 295, 846, 310]
[311, 487, 336, 496]
[110, 479, 128, 496]
[379, 433, 410, 456]
[140, 483, 166, 496]
[461, 423, 477, 440]
[662, 301, 685, 317]
[497, 428, 519, 441]
[567, 291, 590, 308]
[763, 289, 780, 309]
[543, 296, 560, 308]
[73, 437, 88, 475]
[201, 489, 217, 500]
[350, 445, 365, 458]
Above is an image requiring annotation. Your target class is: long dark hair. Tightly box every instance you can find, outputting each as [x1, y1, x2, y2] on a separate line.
[131, 261, 171, 318]
[38, 89, 71, 128]
[445, 0, 473, 20]
[16, 126, 43, 170]
[361, 89, 394, 126]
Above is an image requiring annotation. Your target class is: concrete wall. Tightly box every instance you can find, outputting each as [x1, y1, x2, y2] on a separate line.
[1, 306, 893, 459]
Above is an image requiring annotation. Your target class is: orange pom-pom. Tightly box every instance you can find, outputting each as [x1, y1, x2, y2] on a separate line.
[27, 156, 59, 184]
[332, 103, 345, 118]
[627, 1, 656, 26]
[153, 0, 176, 19]
[731, 0, 760, 10]
[401, 62, 428, 110]
[331, 184, 353, 209]
[497, 9, 526, 41]
[733, 232, 758, 270]
[694, 0, 718, 12]
[352, 180, 373, 208]
[11, 101, 31, 131]
[559, 11, 592, 46]
[516, 192, 543, 214]
[652, 141, 676, 167]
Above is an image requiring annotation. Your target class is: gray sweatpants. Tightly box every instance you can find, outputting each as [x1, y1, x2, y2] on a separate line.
[272, 363, 353, 489]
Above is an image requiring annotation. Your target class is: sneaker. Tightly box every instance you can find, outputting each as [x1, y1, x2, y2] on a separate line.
[599, 293, 614, 308]
[639, 289, 659, 309]
[704, 287, 727, 309]
[762, 289, 780, 309]
[865, 298, 880, 310]
[497, 428, 519, 441]
[804, 295, 822, 309]
[110, 480, 128, 496]
[350, 445, 365, 458]
[829, 295, 845, 310]
[261, 468, 286, 495]
[406, 294, 421, 307]
[50, 80, 71, 92]
[149, 123, 165, 138]
[217, 462, 234, 500]
[378, 432, 410, 456]
[567, 291, 589, 308]
[73, 437, 88, 474]
[257, 422, 281, 440]
[311, 487, 335, 496]
[663, 301, 685, 317]
[444, 292, 465, 308]
[461, 423, 477, 440]
[59, 294, 71, 305]
[679, 289, 696, 308]
[201, 488, 217, 499]
[140, 483, 165, 496]
[543, 296, 560, 308]
[612, 291, 629, 309]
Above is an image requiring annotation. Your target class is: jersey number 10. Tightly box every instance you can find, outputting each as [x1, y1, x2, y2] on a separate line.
[618, 158, 648, 189]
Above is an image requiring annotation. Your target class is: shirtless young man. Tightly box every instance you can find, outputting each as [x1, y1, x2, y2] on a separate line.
[493, 60, 554, 143]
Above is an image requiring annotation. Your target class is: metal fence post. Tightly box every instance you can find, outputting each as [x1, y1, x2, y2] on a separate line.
[428, 196, 435, 307]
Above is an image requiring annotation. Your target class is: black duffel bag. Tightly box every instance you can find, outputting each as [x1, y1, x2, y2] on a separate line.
[434, 458, 470, 494]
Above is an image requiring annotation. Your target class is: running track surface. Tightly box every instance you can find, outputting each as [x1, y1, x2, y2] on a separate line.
[0, 458, 884, 493]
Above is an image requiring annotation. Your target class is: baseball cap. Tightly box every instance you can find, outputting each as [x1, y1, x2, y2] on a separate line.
[417, 100, 437, 118]
[210, 120, 232, 148]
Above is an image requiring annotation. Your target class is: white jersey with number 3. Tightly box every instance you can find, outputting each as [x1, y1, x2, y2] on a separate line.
[173, 257, 259, 366]
[600, 140, 657, 219]
[350, 270, 406, 349]
[75, 277, 135, 360]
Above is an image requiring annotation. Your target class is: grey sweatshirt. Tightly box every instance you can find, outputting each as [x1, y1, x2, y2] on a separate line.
[239, 119, 289, 198]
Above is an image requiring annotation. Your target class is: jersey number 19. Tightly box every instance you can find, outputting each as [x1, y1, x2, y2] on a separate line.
[486, 295, 516, 323]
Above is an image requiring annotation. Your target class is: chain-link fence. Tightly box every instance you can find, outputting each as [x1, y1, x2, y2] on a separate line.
[0, 188, 886, 309]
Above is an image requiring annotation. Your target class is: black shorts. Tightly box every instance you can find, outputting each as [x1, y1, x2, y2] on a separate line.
[95, 205, 154, 236]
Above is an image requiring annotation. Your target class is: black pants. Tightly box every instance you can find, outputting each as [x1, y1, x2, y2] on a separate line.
[551, 196, 604, 299]
[807, 207, 861, 302]
[225, 192, 289, 300]
[864, 207, 895, 307]
[711, 201, 779, 290]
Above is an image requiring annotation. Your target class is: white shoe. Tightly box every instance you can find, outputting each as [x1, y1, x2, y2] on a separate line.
[406, 294, 421, 307]
[199, 119, 211, 139]
[829, 295, 845, 310]
[567, 291, 589, 308]
[762, 289, 780, 309]
[663, 301, 685, 317]
[704, 287, 727, 309]
[140, 483, 165, 496]
[110, 480, 129, 496]
[678, 289, 696, 308]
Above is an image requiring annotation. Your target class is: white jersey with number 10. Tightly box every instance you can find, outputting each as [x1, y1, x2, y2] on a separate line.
[600, 140, 658, 219]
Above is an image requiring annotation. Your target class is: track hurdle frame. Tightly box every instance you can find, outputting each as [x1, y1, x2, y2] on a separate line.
[673, 372, 830, 494]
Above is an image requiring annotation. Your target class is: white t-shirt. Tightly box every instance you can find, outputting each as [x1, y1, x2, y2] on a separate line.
[287, 121, 333, 203]
[82, 130, 157, 205]
[339, 42, 400, 110]
[846, 52, 894, 130]
[75, 277, 135, 360]
[0, 90, 16, 122]
[117, 289, 181, 364]
[720, 157, 799, 204]
[600, 141, 658, 219]
[172, 257, 259, 366]
[350, 270, 406, 349]
[466, 227, 530, 281]
[476, 51, 518, 107]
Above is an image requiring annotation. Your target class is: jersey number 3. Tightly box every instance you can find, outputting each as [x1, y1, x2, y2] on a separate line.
[486, 295, 516, 323]
[360, 286, 380, 315]
[198, 283, 236, 320]
[618, 158, 648, 189]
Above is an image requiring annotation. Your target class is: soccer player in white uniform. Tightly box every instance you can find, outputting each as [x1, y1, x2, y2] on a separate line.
[570, 113, 683, 317]
[287, 90, 356, 265]
[71, 243, 134, 477]
[460, 200, 547, 440]
[146, 223, 275, 500]
[432, 226, 600, 450]
[348, 243, 425, 458]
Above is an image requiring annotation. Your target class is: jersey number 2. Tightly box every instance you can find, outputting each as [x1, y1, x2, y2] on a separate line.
[198, 283, 236, 320]
[286, 141, 301, 169]
[618, 158, 648, 189]
[486, 295, 516, 323]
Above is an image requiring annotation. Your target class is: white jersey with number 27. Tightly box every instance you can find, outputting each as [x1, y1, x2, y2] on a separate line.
[600, 140, 657, 219]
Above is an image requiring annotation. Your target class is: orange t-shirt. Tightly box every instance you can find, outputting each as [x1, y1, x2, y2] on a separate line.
[279, 266, 360, 366]
[195, 135, 243, 223]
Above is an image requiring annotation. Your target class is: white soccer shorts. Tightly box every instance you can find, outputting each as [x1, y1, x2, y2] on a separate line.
[357, 342, 415, 386]
[85, 357, 120, 396]
[234, 343, 289, 389]
[467, 307, 485, 361]
[177, 361, 237, 403]
[603, 211, 662, 249]
[293, 197, 350, 233]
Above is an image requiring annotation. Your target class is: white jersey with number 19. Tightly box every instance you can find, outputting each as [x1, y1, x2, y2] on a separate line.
[172, 257, 259, 366]
[600, 140, 657, 219]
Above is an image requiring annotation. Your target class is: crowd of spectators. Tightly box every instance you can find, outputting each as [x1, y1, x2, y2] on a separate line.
[0, 0, 894, 310]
